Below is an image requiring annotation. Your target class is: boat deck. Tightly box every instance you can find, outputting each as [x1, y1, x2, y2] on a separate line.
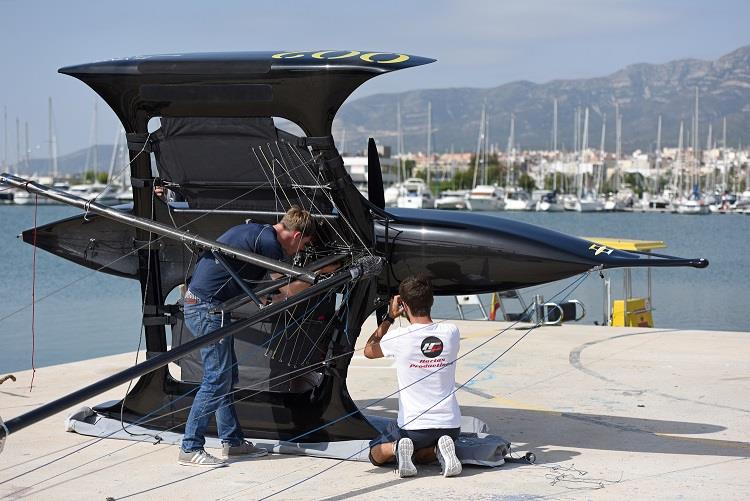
[1, 318, 748, 500]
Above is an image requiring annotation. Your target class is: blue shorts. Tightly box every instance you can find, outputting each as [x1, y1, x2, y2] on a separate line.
[369, 420, 460, 450]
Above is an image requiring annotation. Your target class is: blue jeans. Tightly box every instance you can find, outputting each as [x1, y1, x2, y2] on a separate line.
[181, 299, 245, 452]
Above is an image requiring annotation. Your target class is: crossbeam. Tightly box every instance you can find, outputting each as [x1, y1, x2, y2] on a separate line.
[0, 173, 317, 283]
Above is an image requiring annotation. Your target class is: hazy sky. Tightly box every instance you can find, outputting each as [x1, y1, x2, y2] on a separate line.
[0, 0, 747, 160]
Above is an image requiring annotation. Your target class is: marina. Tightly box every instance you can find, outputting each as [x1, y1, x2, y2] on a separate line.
[1, 7, 749, 495]
[1, 204, 747, 376]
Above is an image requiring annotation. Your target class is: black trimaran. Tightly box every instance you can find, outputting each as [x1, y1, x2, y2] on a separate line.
[0, 51, 707, 456]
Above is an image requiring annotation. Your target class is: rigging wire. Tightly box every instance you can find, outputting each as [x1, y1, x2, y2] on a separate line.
[118, 187, 162, 442]
[2, 271, 588, 493]
[233, 274, 592, 501]
[0, 137, 595, 500]
[0, 145, 331, 327]
[29, 194, 38, 391]
[0, 276, 349, 486]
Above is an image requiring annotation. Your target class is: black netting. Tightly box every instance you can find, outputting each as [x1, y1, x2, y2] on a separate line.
[152, 117, 332, 211]
[171, 296, 336, 393]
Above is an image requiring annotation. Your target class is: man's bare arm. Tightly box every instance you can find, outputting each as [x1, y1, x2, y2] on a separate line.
[364, 295, 402, 359]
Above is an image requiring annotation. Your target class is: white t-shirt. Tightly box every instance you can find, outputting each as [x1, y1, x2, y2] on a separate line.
[380, 321, 461, 430]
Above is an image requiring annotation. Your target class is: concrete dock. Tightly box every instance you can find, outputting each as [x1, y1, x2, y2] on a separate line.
[1, 318, 749, 500]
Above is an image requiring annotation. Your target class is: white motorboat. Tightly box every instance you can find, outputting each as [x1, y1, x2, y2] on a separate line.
[67, 183, 120, 206]
[383, 184, 401, 207]
[433, 189, 467, 210]
[534, 191, 564, 212]
[675, 197, 710, 215]
[466, 185, 505, 211]
[396, 177, 433, 209]
[576, 195, 604, 212]
[504, 188, 532, 211]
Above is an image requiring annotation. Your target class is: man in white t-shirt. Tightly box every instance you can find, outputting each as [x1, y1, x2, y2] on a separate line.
[364, 275, 462, 478]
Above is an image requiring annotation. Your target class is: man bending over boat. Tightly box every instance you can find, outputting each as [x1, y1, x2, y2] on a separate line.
[364, 275, 463, 478]
[179, 206, 317, 467]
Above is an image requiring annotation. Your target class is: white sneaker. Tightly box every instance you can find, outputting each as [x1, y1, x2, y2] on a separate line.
[436, 435, 462, 477]
[396, 438, 417, 478]
[178, 449, 227, 468]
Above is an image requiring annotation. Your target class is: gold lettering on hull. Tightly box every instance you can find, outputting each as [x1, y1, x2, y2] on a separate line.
[272, 51, 409, 64]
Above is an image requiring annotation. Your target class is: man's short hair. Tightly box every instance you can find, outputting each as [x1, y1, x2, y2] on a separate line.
[399, 274, 434, 317]
[281, 205, 317, 237]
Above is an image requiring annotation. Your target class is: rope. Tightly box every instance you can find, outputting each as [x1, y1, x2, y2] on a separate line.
[0, 140, 590, 499]
[118, 186, 161, 442]
[0, 147, 332, 327]
[255, 274, 590, 500]
[29, 194, 38, 391]
[0, 281, 345, 487]
[2, 272, 586, 492]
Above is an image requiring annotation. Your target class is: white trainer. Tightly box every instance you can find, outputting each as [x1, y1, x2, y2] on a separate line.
[436, 435, 462, 477]
[396, 437, 417, 478]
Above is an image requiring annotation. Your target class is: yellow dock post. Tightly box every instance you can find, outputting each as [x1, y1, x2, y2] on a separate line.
[582, 237, 667, 328]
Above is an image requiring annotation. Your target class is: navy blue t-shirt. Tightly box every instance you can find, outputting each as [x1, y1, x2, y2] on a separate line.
[189, 223, 284, 302]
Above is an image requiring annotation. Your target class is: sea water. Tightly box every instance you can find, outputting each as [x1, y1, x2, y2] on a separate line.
[0, 205, 748, 373]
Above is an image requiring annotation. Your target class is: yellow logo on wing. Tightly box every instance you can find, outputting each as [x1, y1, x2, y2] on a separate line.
[589, 243, 614, 256]
[272, 51, 409, 64]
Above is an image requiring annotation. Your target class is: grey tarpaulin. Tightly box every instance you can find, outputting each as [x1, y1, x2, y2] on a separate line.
[66, 406, 509, 466]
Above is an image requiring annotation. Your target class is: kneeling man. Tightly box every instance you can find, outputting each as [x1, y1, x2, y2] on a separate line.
[364, 275, 462, 478]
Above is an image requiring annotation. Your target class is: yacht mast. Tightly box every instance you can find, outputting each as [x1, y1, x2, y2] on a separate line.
[396, 100, 403, 183]
[693, 87, 699, 192]
[16, 117, 20, 173]
[553, 99, 559, 190]
[655, 114, 662, 194]
[706, 122, 714, 190]
[2, 106, 6, 170]
[24, 122, 30, 174]
[722, 117, 727, 188]
[48, 97, 58, 179]
[506, 113, 515, 187]
[483, 107, 490, 184]
[426, 101, 431, 189]
[581, 107, 589, 196]
[472, 103, 485, 189]
[598, 112, 606, 194]
[94, 101, 99, 182]
[677, 120, 684, 194]
[553, 98, 558, 153]
[573, 107, 579, 158]
[614, 103, 622, 192]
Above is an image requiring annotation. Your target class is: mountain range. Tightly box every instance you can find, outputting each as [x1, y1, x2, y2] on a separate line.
[8, 145, 118, 178]
[335, 45, 750, 155]
[8, 45, 750, 175]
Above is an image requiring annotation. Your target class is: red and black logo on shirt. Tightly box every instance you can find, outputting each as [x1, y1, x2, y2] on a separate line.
[420, 336, 444, 358]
